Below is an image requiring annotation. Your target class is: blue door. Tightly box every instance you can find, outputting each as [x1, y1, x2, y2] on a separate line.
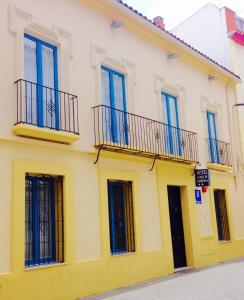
[101, 66, 128, 144]
[25, 176, 56, 266]
[24, 34, 59, 130]
[207, 111, 220, 163]
[161, 92, 181, 155]
[108, 181, 127, 254]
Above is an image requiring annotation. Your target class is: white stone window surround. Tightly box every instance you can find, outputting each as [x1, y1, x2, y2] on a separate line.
[90, 44, 136, 113]
[200, 96, 224, 142]
[153, 74, 187, 129]
[10, 5, 73, 92]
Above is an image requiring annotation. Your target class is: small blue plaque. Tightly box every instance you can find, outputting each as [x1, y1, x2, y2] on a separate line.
[195, 189, 202, 204]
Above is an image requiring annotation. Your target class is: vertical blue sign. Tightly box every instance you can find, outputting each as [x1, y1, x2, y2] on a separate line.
[195, 189, 202, 204]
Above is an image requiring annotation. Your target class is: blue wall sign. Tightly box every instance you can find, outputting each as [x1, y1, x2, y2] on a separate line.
[195, 189, 202, 204]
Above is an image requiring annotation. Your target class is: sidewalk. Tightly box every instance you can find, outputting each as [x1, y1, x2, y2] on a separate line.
[82, 258, 244, 300]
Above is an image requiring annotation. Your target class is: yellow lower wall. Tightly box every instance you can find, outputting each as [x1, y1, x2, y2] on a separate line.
[1, 140, 244, 299]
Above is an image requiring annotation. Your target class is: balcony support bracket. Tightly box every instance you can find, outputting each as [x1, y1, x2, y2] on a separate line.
[149, 154, 160, 171]
[94, 144, 105, 165]
[191, 162, 201, 176]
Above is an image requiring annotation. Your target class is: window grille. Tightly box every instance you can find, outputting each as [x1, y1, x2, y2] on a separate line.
[25, 174, 64, 267]
[107, 180, 135, 255]
[214, 189, 230, 241]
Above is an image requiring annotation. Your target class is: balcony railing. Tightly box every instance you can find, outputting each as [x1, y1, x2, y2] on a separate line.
[207, 138, 232, 166]
[93, 105, 199, 163]
[14, 79, 79, 135]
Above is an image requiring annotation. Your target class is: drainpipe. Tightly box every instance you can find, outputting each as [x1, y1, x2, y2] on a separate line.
[225, 82, 241, 176]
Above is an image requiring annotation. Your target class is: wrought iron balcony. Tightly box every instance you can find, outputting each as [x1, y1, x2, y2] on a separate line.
[93, 105, 199, 164]
[207, 138, 232, 166]
[14, 79, 79, 135]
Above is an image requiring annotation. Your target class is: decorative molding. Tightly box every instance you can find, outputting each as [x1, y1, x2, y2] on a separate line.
[10, 5, 32, 33]
[153, 75, 186, 128]
[153, 74, 165, 93]
[90, 44, 137, 111]
[10, 5, 73, 90]
[200, 96, 224, 141]
[90, 44, 107, 68]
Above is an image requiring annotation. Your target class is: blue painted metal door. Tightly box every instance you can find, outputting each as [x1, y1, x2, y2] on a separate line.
[25, 176, 56, 266]
[108, 181, 127, 254]
[101, 66, 128, 144]
[207, 111, 220, 163]
[24, 34, 59, 129]
[161, 92, 181, 155]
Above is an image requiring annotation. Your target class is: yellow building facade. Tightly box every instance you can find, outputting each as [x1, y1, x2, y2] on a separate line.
[0, 1, 244, 299]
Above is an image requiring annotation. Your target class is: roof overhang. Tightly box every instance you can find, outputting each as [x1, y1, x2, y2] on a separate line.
[81, 0, 241, 83]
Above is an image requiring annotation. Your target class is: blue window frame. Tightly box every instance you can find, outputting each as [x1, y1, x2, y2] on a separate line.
[25, 175, 64, 267]
[107, 181, 135, 255]
[101, 66, 128, 144]
[161, 92, 182, 155]
[24, 34, 59, 130]
[207, 111, 220, 163]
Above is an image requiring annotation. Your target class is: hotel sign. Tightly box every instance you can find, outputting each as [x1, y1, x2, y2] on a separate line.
[195, 169, 210, 187]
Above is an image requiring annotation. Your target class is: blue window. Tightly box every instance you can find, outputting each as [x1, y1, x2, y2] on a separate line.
[207, 111, 220, 163]
[161, 92, 181, 155]
[107, 180, 135, 255]
[24, 34, 59, 130]
[25, 175, 64, 267]
[101, 66, 128, 145]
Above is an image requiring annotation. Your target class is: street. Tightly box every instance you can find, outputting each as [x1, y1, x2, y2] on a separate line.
[84, 258, 244, 300]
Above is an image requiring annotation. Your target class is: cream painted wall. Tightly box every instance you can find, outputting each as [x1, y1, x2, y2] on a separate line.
[0, 0, 244, 278]
[1, 0, 237, 161]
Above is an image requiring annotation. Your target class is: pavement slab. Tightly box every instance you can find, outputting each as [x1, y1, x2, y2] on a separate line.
[81, 258, 244, 300]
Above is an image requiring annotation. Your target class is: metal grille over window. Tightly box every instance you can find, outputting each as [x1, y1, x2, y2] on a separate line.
[214, 189, 230, 241]
[25, 175, 64, 267]
[107, 180, 135, 255]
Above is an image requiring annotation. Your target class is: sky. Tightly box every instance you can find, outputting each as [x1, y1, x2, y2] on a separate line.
[124, 0, 244, 30]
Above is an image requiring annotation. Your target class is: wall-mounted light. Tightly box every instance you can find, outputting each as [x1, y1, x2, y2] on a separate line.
[111, 20, 125, 29]
[208, 75, 218, 81]
[233, 103, 244, 107]
[167, 53, 179, 60]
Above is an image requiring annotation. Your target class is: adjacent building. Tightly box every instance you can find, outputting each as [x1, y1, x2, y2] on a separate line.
[173, 3, 244, 158]
[0, 0, 244, 299]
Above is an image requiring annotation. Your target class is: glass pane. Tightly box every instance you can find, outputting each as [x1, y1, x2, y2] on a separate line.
[101, 69, 111, 106]
[101, 69, 112, 141]
[161, 94, 170, 153]
[208, 113, 217, 139]
[113, 74, 124, 110]
[41, 45, 56, 129]
[161, 94, 168, 125]
[38, 179, 53, 260]
[208, 113, 219, 163]
[24, 37, 37, 125]
[113, 74, 126, 145]
[25, 178, 33, 263]
[168, 96, 178, 127]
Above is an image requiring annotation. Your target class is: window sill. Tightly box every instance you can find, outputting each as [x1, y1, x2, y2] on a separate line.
[24, 262, 66, 271]
[111, 252, 137, 258]
[13, 123, 79, 144]
[207, 163, 232, 172]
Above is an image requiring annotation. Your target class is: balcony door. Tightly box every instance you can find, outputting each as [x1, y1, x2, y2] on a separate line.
[101, 66, 128, 145]
[161, 92, 181, 155]
[207, 111, 220, 163]
[24, 34, 59, 130]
